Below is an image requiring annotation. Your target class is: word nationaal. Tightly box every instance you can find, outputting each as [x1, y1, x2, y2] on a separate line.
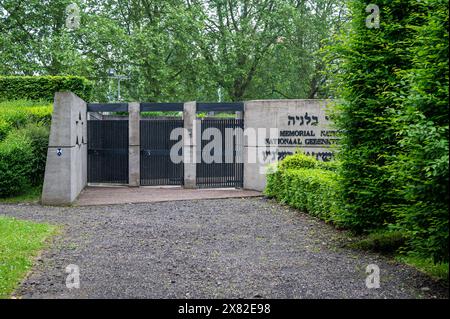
[265, 138, 340, 146]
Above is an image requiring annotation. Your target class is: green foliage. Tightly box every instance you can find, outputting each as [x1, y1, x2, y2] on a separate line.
[0, 216, 56, 298]
[326, 0, 449, 262]
[265, 153, 340, 222]
[278, 153, 318, 170]
[0, 100, 52, 141]
[387, 0, 449, 263]
[0, 131, 34, 197]
[0, 0, 344, 102]
[0, 186, 42, 204]
[280, 168, 339, 221]
[349, 231, 406, 254]
[20, 124, 50, 185]
[0, 119, 11, 141]
[326, 0, 420, 233]
[0, 76, 93, 101]
[396, 255, 449, 282]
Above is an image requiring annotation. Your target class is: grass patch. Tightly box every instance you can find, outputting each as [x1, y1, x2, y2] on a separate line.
[348, 230, 449, 282]
[348, 231, 406, 255]
[396, 255, 449, 283]
[0, 186, 42, 204]
[0, 216, 57, 298]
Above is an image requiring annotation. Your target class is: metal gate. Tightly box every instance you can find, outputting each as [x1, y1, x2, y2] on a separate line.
[197, 119, 244, 188]
[87, 120, 129, 184]
[140, 119, 184, 186]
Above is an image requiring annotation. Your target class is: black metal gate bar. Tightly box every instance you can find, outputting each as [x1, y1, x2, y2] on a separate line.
[196, 118, 244, 188]
[140, 119, 184, 186]
[87, 120, 129, 184]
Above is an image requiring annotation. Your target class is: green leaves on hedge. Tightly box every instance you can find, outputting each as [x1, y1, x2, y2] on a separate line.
[265, 153, 339, 222]
[326, 0, 449, 262]
[0, 131, 34, 197]
[0, 76, 93, 101]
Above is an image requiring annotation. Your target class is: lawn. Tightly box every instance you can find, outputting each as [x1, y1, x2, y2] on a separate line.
[0, 216, 56, 298]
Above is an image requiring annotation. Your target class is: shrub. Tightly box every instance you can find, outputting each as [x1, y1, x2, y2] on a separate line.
[20, 124, 50, 185]
[0, 76, 93, 101]
[0, 100, 52, 141]
[278, 152, 318, 170]
[0, 119, 11, 141]
[325, 0, 422, 233]
[316, 160, 340, 172]
[265, 153, 340, 222]
[265, 153, 321, 198]
[279, 168, 339, 221]
[387, 0, 449, 263]
[0, 131, 34, 197]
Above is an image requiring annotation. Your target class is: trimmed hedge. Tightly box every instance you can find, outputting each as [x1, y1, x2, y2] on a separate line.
[21, 124, 50, 185]
[265, 153, 339, 222]
[0, 131, 34, 197]
[0, 76, 93, 101]
[0, 100, 52, 141]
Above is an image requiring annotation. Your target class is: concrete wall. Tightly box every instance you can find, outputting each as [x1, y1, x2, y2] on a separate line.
[41, 96, 335, 204]
[243, 99, 336, 191]
[183, 102, 197, 188]
[128, 102, 140, 186]
[41, 92, 87, 205]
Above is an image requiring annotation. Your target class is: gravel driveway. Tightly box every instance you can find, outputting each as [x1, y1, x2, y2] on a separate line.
[1, 198, 447, 299]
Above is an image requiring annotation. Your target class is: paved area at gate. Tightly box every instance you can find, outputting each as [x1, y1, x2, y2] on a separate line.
[1, 198, 447, 299]
[75, 186, 262, 206]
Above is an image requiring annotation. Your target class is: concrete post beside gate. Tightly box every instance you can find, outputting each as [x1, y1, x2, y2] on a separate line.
[129, 102, 140, 186]
[41, 92, 87, 205]
[183, 101, 197, 188]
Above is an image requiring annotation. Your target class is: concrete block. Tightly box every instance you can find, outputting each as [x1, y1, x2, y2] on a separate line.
[42, 92, 87, 205]
[242, 99, 337, 191]
[128, 102, 140, 186]
[183, 102, 197, 188]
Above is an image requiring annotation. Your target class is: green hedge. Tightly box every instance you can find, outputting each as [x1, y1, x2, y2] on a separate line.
[21, 124, 50, 185]
[0, 131, 34, 197]
[0, 76, 93, 101]
[0, 100, 52, 141]
[265, 153, 340, 222]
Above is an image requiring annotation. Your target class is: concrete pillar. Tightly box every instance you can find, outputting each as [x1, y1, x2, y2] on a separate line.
[128, 102, 140, 186]
[42, 92, 87, 205]
[183, 101, 197, 188]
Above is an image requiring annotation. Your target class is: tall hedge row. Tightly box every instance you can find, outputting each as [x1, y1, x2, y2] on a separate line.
[388, 0, 449, 263]
[328, 0, 448, 262]
[0, 131, 34, 197]
[0, 76, 93, 101]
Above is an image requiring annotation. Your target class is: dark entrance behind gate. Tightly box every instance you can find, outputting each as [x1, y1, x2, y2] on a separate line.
[139, 103, 184, 186]
[196, 103, 244, 188]
[196, 118, 244, 188]
[86, 102, 244, 188]
[140, 118, 184, 186]
[87, 103, 129, 184]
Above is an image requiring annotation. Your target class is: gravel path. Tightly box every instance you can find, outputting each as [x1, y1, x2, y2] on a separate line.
[1, 198, 447, 299]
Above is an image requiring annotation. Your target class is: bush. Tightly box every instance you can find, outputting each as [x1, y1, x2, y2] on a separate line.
[278, 152, 318, 170]
[20, 124, 50, 185]
[0, 76, 93, 101]
[0, 131, 34, 197]
[279, 168, 339, 221]
[0, 119, 11, 141]
[387, 0, 449, 263]
[265, 153, 340, 222]
[265, 153, 320, 198]
[0, 100, 52, 141]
